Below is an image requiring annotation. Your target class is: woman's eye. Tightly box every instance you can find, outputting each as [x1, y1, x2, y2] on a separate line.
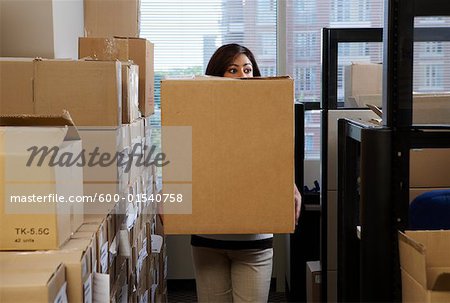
[244, 68, 252, 74]
[228, 68, 237, 74]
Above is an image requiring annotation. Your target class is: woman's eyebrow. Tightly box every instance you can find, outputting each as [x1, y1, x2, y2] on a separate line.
[228, 63, 252, 67]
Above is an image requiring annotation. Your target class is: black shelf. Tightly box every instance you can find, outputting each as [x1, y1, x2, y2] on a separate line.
[335, 0, 450, 301]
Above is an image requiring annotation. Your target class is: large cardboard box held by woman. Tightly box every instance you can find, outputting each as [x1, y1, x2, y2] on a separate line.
[161, 76, 295, 234]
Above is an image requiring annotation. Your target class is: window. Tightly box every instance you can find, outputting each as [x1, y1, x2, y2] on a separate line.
[294, 0, 316, 24]
[422, 64, 444, 90]
[141, 1, 450, 160]
[304, 110, 321, 159]
[261, 33, 276, 57]
[295, 66, 315, 92]
[332, 0, 368, 23]
[140, 0, 277, 128]
[260, 66, 276, 76]
[332, 0, 350, 22]
[425, 42, 443, 56]
[257, 0, 276, 24]
[295, 32, 317, 59]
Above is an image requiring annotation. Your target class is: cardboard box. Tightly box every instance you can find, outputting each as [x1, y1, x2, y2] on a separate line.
[306, 261, 321, 303]
[0, 112, 83, 250]
[80, 220, 109, 274]
[0, 58, 122, 126]
[161, 77, 295, 234]
[79, 127, 121, 208]
[79, 37, 155, 116]
[0, 0, 83, 59]
[72, 230, 98, 274]
[0, 237, 93, 303]
[0, 59, 34, 113]
[346, 93, 450, 125]
[413, 93, 450, 124]
[399, 231, 450, 302]
[344, 62, 382, 107]
[84, 0, 140, 38]
[0, 262, 67, 303]
[410, 149, 450, 188]
[122, 62, 140, 123]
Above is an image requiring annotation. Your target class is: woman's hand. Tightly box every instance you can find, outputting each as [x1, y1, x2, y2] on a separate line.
[295, 185, 302, 225]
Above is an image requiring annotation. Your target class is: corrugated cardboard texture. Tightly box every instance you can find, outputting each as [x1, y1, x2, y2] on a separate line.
[399, 231, 450, 302]
[161, 78, 294, 234]
[344, 62, 382, 106]
[0, 238, 92, 303]
[34, 60, 121, 126]
[413, 94, 450, 124]
[410, 149, 450, 188]
[78, 37, 129, 61]
[0, 262, 66, 303]
[84, 0, 139, 38]
[0, 59, 122, 126]
[79, 37, 155, 116]
[306, 261, 321, 303]
[0, 59, 34, 113]
[0, 113, 83, 250]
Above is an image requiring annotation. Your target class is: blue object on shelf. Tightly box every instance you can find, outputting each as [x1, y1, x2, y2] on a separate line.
[409, 189, 450, 230]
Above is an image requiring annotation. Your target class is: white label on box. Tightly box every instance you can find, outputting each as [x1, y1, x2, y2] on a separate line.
[100, 242, 109, 273]
[143, 238, 148, 251]
[151, 235, 163, 253]
[93, 273, 110, 303]
[82, 255, 88, 278]
[84, 274, 93, 303]
[119, 230, 131, 257]
[136, 243, 148, 281]
[315, 275, 321, 284]
[126, 206, 138, 229]
[151, 222, 156, 235]
[54, 282, 68, 303]
[109, 235, 118, 266]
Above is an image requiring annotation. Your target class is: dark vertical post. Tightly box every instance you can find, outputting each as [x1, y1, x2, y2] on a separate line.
[359, 127, 393, 302]
[320, 28, 330, 302]
[337, 119, 361, 302]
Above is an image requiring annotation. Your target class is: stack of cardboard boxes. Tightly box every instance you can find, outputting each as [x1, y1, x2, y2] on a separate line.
[343, 62, 450, 202]
[0, 0, 167, 302]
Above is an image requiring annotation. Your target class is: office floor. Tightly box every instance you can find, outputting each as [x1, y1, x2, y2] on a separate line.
[167, 279, 287, 303]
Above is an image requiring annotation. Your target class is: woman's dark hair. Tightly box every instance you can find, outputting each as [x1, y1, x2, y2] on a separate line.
[205, 43, 261, 77]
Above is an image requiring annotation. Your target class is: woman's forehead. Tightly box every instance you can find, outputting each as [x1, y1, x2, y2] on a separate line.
[230, 54, 252, 65]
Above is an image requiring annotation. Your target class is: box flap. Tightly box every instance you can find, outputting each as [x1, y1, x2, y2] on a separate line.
[0, 262, 64, 287]
[401, 231, 450, 290]
[398, 231, 428, 288]
[432, 272, 450, 291]
[406, 231, 450, 267]
[0, 111, 80, 140]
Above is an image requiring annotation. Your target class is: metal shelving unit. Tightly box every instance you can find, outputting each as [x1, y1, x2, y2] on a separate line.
[335, 1, 450, 301]
[320, 27, 383, 301]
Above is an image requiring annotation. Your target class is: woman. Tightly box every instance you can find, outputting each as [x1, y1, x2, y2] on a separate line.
[191, 43, 302, 303]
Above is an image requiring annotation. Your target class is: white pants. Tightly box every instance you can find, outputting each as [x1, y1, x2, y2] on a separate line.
[191, 246, 273, 303]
